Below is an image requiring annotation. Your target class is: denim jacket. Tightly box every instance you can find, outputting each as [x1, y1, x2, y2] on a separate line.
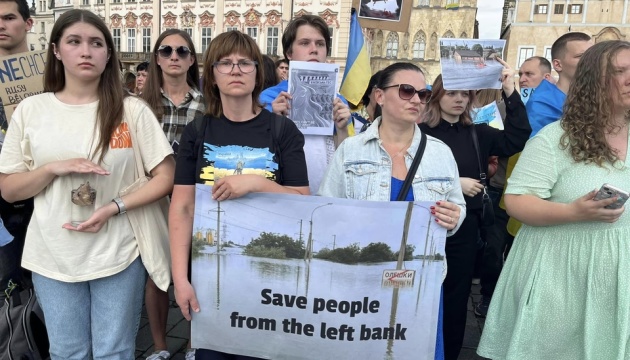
[318, 118, 466, 235]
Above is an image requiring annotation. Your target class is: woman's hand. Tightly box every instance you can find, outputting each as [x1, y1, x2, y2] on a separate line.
[62, 201, 118, 233]
[174, 280, 200, 321]
[570, 189, 625, 223]
[50, 158, 110, 177]
[431, 200, 461, 230]
[212, 175, 262, 201]
[496, 57, 516, 97]
[460, 177, 484, 197]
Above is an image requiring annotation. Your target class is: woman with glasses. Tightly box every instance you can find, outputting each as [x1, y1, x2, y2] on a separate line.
[140, 29, 205, 360]
[418, 60, 530, 360]
[319, 62, 466, 360]
[169, 31, 309, 360]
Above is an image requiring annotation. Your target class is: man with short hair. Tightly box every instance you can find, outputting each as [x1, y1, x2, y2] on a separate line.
[0, 0, 35, 289]
[275, 58, 288, 81]
[135, 61, 148, 95]
[527, 32, 592, 136]
[518, 56, 552, 90]
[260, 15, 353, 193]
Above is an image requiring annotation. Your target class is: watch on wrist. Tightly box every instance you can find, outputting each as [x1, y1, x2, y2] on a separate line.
[112, 197, 127, 215]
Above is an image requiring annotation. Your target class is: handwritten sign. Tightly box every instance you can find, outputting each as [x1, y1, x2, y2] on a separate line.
[471, 101, 504, 130]
[0, 50, 46, 122]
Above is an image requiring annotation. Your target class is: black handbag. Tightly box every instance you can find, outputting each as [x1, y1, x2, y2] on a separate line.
[470, 126, 495, 227]
[397, 132, 428, 201]
[0, 280, 49, 360]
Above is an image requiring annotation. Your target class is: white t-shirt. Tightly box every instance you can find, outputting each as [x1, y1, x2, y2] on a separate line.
[0, 94, 173, 282]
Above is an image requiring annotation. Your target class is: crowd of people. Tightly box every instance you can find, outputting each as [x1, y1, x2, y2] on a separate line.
[0, 0, 629, 359]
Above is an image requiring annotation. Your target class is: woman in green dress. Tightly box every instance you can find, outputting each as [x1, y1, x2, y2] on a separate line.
[477, 40, 630, 360]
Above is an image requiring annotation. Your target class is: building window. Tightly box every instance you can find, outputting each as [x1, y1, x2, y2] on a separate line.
[39, 0, 45, 12]
[446, 0, 457, 4]
[544, 46, 552, 63]
[201, 27, 212, 54]
[113, 0, 121, 3]
[97, 0, 103, 3]
[142, 28, 151, 53]
[82, 0, 89, 5]
[113, 28, 121, 52]
[569, 4, 583, 14]
[327, 27, 334, 56]
[183, 28, 193, 39]
[412, 31, 426, 59]
[41, 44, 45, 50]
[266, 27, 279, 56]
[534, 4, 548, 14]
[517, 47, 535, 68]
[554, 4, 564, 14]
[418, 0, 429, 6]
[385, 32, 399, 59]
[40, 22, 45, 33]
[226, 26, 238, 32]
[127, 28, 136, 52]
[127, 0, 136, 2]
[246, 27, 258, 41]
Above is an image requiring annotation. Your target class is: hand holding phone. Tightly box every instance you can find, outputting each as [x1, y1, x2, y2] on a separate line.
[594, 183, 629, 210]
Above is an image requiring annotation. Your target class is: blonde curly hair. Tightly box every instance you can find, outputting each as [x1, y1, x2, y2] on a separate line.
[560, 40, 630, 166]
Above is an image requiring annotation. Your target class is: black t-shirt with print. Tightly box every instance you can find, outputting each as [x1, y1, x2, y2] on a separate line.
[174, 108, 309, 187]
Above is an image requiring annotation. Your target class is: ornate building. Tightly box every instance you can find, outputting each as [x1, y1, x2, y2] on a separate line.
[367, 0, 478, 84]
[502, 0, 629, 70]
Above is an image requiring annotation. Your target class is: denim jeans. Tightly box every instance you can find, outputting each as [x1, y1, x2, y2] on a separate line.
[32, 256, 146, 360]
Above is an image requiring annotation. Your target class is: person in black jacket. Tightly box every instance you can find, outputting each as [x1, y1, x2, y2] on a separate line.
[418, 60, 531, 360]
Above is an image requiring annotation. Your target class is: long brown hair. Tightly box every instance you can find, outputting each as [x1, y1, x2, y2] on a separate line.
[141, 29, 200, 119]
[44, 9, 125, 164]
[421, 74, 475, 128]
[202, 31, 264, 118]
[560, 40, 630, 166]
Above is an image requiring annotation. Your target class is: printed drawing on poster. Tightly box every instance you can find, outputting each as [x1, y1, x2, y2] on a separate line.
[288, 61, 339, 136]
[439, 38, 506, 90]
[191, 187, 446, 360]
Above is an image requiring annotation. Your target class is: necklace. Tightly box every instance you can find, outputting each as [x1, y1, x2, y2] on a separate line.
[382, 136, 413, 160]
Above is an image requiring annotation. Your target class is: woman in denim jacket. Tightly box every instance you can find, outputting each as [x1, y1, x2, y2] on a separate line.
[319, 62, 466, 360]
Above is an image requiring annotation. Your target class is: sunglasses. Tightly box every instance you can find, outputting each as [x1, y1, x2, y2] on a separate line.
[157, 45, 191, 59]
[382, 84, 432, 104]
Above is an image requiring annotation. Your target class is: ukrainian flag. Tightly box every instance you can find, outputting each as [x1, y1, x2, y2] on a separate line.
[340, 8, 371, 107]
[445, 2, 460, 10]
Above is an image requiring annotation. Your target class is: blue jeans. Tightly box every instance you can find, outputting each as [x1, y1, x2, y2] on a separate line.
[33, 257, 146, 360]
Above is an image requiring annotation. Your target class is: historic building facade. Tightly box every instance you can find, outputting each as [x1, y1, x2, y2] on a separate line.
[367, 0, 478, 84]
[502, 0, 630, 69]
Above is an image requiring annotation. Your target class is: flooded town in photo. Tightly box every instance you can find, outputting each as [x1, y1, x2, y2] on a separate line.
[439, 38, 506, 90]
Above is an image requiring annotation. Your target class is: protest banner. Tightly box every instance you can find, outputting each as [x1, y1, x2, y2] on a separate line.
[471, 101, 504, 130]
[0, 50, 46, 122]
[191, 186, 446, 359]
[520, 87, 534, 105]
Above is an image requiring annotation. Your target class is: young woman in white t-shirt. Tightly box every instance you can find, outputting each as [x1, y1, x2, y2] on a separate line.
[0, 9, 174, 358]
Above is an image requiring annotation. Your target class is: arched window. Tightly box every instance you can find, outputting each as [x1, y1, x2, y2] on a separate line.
[373, 30, 384, 57]
[412, 31, 426, 59]
[443, 30, 455, 38]
[386, 31, 399, 58]
[460, 32, 468, 38]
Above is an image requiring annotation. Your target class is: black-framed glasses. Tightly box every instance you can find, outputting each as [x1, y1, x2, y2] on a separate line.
[213, 60, 258, 74]
[382, 84, 432, 104]
[157, 45, 191, 59]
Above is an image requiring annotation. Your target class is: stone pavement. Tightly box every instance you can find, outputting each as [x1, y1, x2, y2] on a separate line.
[135, 284, 489, 360]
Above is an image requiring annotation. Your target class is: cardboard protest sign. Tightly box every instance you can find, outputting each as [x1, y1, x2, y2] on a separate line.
[472, 101, 504, 130]
[191, 187, 446, 359]
[0, 50, 46, 122]
[439, 39, 506, 90]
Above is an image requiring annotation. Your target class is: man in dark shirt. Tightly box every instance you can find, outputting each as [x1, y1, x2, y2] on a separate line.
[0, 0, 35, 290]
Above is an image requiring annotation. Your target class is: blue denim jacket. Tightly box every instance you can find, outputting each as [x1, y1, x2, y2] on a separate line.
[318, 118, 466, 235]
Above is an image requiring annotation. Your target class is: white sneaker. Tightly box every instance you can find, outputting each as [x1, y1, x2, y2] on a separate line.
[146, 350, 171, 360]
[185, 348, 196, 360]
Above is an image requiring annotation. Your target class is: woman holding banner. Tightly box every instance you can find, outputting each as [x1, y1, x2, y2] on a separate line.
[169, 31, 309, 359]
[319, 62, 466, 360]
[419, 61, 530, 360]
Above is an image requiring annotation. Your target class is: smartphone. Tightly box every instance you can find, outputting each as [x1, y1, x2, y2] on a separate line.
[594, 183, 630, 209]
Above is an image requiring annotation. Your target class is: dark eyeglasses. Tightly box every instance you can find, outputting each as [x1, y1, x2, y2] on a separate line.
[157, 45, 191, 59]
[382, 84, 432, 104]
[213, 60, 258, 74]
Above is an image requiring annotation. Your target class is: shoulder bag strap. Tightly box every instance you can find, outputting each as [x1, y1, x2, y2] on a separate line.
[397, 132, 427, 201]
[469, 125, 487, 187]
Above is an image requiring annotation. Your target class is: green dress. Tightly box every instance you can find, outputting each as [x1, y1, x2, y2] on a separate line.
[477, 122, 630, 360]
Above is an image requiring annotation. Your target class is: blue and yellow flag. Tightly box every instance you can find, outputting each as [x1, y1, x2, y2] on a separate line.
[445, 2, 460, 10]
[340, 8, 371, 107]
